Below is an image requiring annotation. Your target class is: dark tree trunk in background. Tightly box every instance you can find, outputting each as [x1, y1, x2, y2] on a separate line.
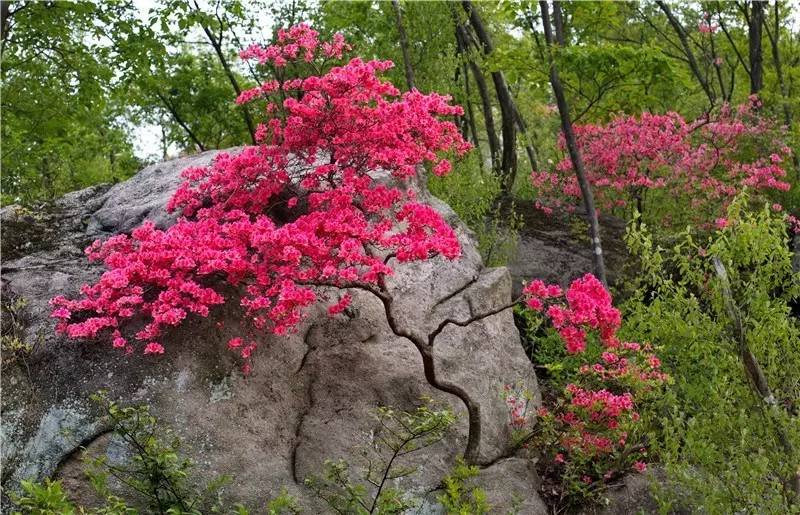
[552, 0, 566, 45]
[1, 1, 10, 47]
[1, 0, 20, 56]
[765, 1, 791, 122]
[455, 20, 499, 172]
[764, 1, 799, 176]
[709, 28, 730, 101]
[462, 0, 517, 195]
[657, 0, 716, 106]
[191, 0, 256, 144]
[459, 48, 485, 171]
[462, 1, 539, 176]
[468, 58, 500, 172]
[513, 101, 539, 172]
[155, 91, 207, 152]
[749, 0, 765, 94]
[391, 0, 415, 91]
[491, 75, 518, 196]
[539, 0, 608, 286]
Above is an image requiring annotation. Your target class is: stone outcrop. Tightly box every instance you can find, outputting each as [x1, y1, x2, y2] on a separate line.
[507, 202, 630, 298]
[1, 150, 546, 513]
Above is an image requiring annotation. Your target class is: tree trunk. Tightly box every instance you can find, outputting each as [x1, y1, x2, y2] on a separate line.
[764, 0, 799, 175]
[461, 57, 485, 171]
[552, 0, 566, 45]
[391, 0, 415, 91]
[192, 0, 256, 144]
[539, 0, 608, 286]
[462, 0, 517, 195]
[376, 291, 484, 465]
[495, 77, 518, 195]
[155, 91, 207, 152]
[455, 21, 499, 172]
[712, 257, 800, 502]
[513, 102, 539, 172]
[709, 27, 729, 101]
[1, 1, 11, 51]
[656, 1, 716, 106]
[749, 0, 765, 94]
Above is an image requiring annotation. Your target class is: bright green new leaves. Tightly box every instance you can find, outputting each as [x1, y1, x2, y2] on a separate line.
[623, 196, 800, 513]
[1, 1, 143, 204]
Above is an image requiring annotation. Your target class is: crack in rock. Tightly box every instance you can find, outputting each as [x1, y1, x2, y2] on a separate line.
[290, 324, 319, 484]
[433, 273, 479, 308]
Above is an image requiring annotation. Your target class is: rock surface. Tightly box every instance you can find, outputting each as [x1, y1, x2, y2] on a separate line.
[590, 468, 668, 515]
[1, 150, 545, 513]
[507, 201, 630, 298]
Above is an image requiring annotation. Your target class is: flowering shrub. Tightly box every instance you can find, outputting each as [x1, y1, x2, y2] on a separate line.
[530, 98, 793, 230]
[50, 25, 470, 365]
[516, 274, 667, 507]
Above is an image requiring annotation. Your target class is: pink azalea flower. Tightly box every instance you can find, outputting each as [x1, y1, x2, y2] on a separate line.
[143, 342, 165, 355]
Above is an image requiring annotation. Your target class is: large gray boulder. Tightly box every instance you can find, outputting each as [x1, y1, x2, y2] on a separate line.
[1, 150, 546, 513]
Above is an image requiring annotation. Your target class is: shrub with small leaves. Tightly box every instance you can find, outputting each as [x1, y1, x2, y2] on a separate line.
[11, 478, 134, 515]
[12, 393, 303, 514]
[265, 488, 302, 514]
[437, 458, 490, 515]
[12, 479, 80, 515]
[1, 296, 40, 371]
[84, 391, 231, 514]
[305, 399, 455, 514]
[622, 194, 800, 513]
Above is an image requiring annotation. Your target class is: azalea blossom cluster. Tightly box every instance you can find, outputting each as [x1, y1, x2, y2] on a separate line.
[698, 11, 719, 34]
[238, 23, 349, 69]
[523, 274, 621, 354]
[518, 274, 666, 489]
[530, 98, 793, 230]
[50, 25, 471, 363]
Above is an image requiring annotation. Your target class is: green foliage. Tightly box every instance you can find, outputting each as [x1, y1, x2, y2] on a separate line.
[317, 0, 457, 94]
[12, 480, 80, 515]
[305, 400, 455, 514]
[11, 479, 134, 515]
[428, 153, 521, 266]
[84, 391, 231, 514]
[437, 458, 490, 515]
[130, 49, 253, 153]
[265, 488, 302, 514]
[5, 0, 798, 213]
[1, 1, 143, 205]
[13, 393, 304, 514]
[622, 196, 800, 513]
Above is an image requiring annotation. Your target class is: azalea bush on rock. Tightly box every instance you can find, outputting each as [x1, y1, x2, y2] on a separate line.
[51, 24, 469, 356]
[530, 97, 795, 231]
[48, 25, 514, 462]
[514, 274, 667, 508]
